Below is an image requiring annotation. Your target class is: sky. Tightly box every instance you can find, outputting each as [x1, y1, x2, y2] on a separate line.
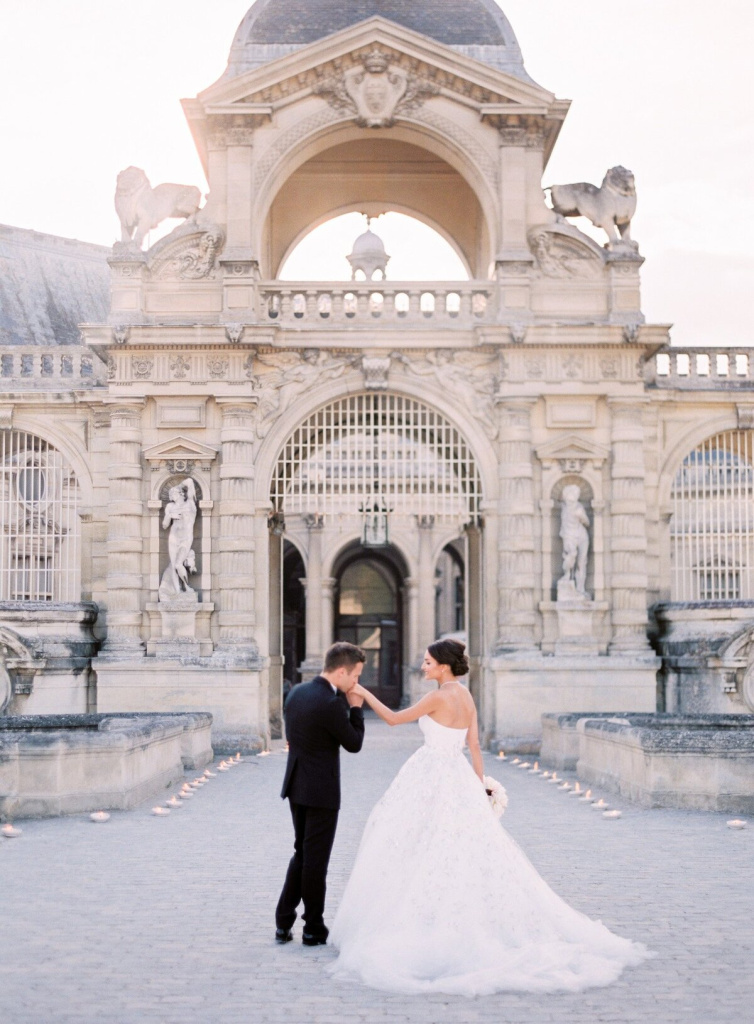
[0, 1, 752, 345]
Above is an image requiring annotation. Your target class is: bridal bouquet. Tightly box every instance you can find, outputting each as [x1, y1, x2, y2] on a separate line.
[483, 775, 508, 818]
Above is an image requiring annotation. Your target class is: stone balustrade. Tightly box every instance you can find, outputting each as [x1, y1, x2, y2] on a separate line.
[649, 348, 754, 390]
[0, 346, 106, 388]
[258, 281, 494, 327]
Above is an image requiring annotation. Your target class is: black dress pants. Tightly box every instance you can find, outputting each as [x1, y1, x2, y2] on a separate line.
[276, 801, 339, 936]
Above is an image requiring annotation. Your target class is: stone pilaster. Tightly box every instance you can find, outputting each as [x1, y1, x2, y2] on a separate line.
[216, 399, 258, 656]
[99, 400, 146, 657]
[300, 514, 324, 680]
[495, 398, 538, 651]
[608, 397, 652, 654]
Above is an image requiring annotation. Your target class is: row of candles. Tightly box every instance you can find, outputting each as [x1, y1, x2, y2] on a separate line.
[494, 751, 748, 829]
[497, 752, 622, 819]
[0, 753, 245, 837]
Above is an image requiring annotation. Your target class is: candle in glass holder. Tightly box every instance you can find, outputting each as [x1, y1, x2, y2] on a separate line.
[569, 783, 582, 796]
[517, 761, 531, 770]
[603, 810, 622, 819]
[579, 789, 593, 802]
[152, 806, 170, 816]
[90, 811, 110, 823]
[1, 823, 22, 837]
[497, 750, 506, 760]
[557, 782, 571, 791]
[529, 761, 540, 774]
[547, 773, 560, 784]
[726, 819, 747, 829]
[511, 758, 521, 765]
[592, 799, 609, 810]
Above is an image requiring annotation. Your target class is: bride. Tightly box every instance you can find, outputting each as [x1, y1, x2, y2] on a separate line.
[328, 638, 650, 996]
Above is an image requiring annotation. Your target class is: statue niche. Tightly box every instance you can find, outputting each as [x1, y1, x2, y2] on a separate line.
[159, 477, 201, 606]
[552, 479, 593, 602]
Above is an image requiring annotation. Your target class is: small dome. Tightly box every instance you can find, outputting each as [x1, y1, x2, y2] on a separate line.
[352, 227, 387, 257]
[347, 221, 390, 280]
[225, 0, 532, 80]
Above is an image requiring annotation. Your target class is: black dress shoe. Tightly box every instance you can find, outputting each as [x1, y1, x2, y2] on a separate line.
[275, 927, 293, 944]
[302, 932, 328, 946]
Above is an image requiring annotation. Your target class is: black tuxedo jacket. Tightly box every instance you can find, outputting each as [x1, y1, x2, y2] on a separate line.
[281, 675, 365, 810]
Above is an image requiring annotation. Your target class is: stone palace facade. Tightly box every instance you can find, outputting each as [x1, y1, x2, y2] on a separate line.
[2, 0, 754, 751]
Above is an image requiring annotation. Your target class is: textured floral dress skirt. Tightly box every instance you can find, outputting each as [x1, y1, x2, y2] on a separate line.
[328, 715, 650, 996]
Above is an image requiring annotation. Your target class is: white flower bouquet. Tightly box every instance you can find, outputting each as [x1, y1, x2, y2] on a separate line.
[483, 775, 508, 818]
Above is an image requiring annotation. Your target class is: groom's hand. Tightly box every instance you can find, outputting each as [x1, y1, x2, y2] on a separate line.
[346, 684, 365, 708]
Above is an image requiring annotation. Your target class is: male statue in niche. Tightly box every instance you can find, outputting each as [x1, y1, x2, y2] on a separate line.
[559, 484, 590, 599]
[159, 478, 198, 601]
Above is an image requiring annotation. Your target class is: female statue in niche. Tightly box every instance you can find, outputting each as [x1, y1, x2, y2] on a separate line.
[559, 484, 590, 598]
[159, 478, 198, 601]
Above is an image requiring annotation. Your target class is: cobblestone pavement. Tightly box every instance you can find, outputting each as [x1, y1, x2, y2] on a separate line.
[1, 716, 752, 1024]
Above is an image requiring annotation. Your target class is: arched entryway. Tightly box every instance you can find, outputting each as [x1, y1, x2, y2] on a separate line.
[333, 544, 406, 708]
[269, 390, 485, 710]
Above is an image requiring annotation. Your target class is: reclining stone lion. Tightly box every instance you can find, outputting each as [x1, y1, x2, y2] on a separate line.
[548, 165, 636, 245]
[115, 166, 202, 249]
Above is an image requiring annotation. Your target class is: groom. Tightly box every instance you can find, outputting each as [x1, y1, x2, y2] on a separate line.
[275, 641, 366, 946]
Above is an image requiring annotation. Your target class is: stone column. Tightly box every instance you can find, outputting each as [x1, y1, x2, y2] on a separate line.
[300, 514, 324, 679]
[465, 522, 483, 699]
[99, 400, 146, 657]
[216, 399, 258, 656]
[268, 527, 284, 739]
[608, 397, 652, 654]
[495, 398, 538, 651]
[415, 516, 436, 659]
[321, 576, 336, 651]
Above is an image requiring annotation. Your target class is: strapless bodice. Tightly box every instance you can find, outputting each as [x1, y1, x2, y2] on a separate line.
[418, 714, 467, 752]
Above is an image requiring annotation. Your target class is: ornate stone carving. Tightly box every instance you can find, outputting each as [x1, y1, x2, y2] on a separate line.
[362, 356, 391, 390]
[525, 356, 544, 379]
[562, 354, 583, 380]
[394, 350, 499, 439]
[254, 349, 359, 437]
[559, 485, 591, 599]
[159, 479, 198, 602]
[131, 356, 153, 380]
[112, 325, 131, 346]
[623, 323, 641, 344]
[529, 227, 603, 279]
[600, 356, 619, 379]
[313, 49, 439, 128]
[207, 356, 228, 379]
[107, 356, 116, 380]
[498, 125, 544, 148]
[150, 226, 224, 280]
[225, 323, 245, 345]
[243, 353, 256, 380]
[509, 323, 527, 344]
[114, 166, 202, 250]
[548, 166, 637, 247]
[170, 355, 191, 380]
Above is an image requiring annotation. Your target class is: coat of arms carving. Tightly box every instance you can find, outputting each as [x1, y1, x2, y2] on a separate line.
[314, 50, 438, 128]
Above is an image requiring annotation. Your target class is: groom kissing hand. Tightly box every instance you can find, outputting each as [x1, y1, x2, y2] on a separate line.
[275, 641, 366, 947]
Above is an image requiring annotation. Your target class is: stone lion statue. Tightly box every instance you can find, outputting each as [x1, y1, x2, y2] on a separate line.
[115, 166, 202, 249]
[548, 166, 636, 246]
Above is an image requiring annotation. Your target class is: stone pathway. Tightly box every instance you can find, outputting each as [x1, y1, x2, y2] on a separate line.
[1, 716, 752, 1024]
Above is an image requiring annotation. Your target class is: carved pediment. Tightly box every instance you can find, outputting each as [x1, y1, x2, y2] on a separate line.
[528, 224, 605, 280]
[143, 436, 219, 469]
[536, 435, 610, 468]
[146, 220, 225, 280]
[189, 18, 565, 161]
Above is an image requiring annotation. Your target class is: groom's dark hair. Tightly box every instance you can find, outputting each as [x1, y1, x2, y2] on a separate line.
[323, 641, 366, 672]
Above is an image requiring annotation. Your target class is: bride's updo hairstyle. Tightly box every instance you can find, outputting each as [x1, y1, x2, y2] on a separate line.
[427, 638, 470, 678]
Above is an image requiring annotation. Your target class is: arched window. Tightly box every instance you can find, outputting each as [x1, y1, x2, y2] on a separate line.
[670, 431, 754, 601]
[0, 430, 80, 602]
[271, 392, 481, 522]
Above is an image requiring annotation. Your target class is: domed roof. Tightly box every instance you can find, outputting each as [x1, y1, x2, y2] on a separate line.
[225, 0, 531, 80]
[351, 227, 387, 256]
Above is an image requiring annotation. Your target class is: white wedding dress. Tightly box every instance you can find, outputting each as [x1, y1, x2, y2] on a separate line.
[328, 715, 650, 996]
